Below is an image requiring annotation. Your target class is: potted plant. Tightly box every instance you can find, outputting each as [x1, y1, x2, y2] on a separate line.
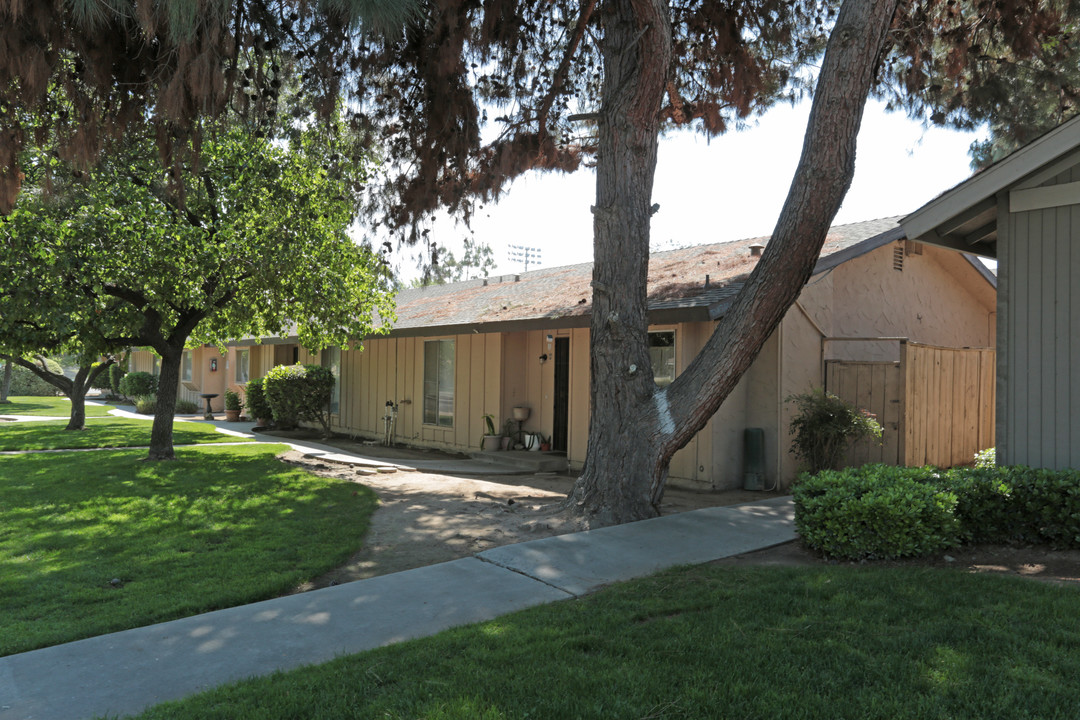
[539, 434, 551, 452]
[481, 414, 501, 451]
[223, 388, 243, 422]
[501, 418, 515, 450]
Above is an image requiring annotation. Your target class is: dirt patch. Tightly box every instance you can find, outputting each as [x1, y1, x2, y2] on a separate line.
[713, 540, 1080, 588]
[279, 446, 1080, 593]
[278, 449, 774, 592]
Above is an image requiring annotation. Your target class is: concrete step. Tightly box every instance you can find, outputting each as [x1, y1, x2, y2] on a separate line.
[468, 449, 568, 473]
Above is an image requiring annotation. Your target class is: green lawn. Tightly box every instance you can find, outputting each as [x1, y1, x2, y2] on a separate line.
[0, 395, 115, 417]
[0, 444, 378, 655]
[0, 416, 250, 451]
[126, 564, 1080, 720]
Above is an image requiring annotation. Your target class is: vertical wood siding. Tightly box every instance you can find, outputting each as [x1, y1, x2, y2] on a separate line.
[901, 342, 995, 468]
[1004, 164, 1080, 469]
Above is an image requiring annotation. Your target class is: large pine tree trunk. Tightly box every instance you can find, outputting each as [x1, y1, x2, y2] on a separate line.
[568, 0, 901, 527]
[562, 0, 673, 526]
[148, 347, 182, 460]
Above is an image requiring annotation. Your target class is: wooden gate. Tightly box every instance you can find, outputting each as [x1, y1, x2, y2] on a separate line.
[901, 342, 995, 468]
[825, 361, 902, 466]
[826, 341, 995, 469]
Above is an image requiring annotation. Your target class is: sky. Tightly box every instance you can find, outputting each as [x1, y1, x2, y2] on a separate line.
[390, 97, 988, 281]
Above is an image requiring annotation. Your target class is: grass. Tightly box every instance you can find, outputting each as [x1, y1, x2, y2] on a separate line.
[126, 564, 1080, 720]
[0, 395, 115, 417]
[0, 416, 251, 451]
[0, 443, 378, 655]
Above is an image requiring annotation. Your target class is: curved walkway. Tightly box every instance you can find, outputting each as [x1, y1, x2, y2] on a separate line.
[0, 400, 796, 719]
[0, 497, 794, 720]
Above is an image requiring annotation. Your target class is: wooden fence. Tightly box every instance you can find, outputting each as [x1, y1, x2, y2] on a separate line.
[826, 341, 995, 469]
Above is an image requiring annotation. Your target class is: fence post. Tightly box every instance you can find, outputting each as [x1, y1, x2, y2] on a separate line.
[898, 339, 908, 467]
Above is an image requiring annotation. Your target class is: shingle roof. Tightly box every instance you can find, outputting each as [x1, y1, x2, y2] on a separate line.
[387, 216, 906, 336]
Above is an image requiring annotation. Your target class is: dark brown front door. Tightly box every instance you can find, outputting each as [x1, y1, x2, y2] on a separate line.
[553, 337, 570, 452]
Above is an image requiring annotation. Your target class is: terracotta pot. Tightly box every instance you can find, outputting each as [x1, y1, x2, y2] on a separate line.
[224, 409, 241, 422]
[539, 442, 551, 451]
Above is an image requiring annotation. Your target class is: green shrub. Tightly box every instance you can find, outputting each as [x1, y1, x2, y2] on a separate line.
[974, 447, 996, 468]
[794, 465, 960, 560]
[224, 388, 242, 412]
[8, 358, 63, 396]
[90, 361, 113, 390]
[108, 365, 127, 396]
[930, 467, 1015, 545]
[244, 378, 273, 421]
[133, 394, 156, 414]
[263, 364, 335, 434]
[119, 371, 157, 398]
[787, 388, 882, 473]
[175, 399, 200, 415]
[795, 464, 1080, 558]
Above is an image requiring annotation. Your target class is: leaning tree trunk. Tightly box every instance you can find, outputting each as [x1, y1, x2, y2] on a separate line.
[3, 355, 112, 429]
[567, 0, 901, 527]
[561, 0, 674, 527]
[147, 346, 183, 460]
[66, 360, 112, 431]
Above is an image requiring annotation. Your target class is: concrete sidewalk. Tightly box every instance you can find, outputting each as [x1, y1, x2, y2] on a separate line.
[107, 405, 536, 476]
[0, 496, 795, 720]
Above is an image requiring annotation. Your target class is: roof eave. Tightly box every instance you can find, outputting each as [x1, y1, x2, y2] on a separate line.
[902, 115, 1080, 241]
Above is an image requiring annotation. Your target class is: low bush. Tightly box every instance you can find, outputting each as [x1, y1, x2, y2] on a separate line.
[263, 364, 334, 433]
[940, 465, 1080, 548]
[8, 358, 63, 396]
[175, 399, 200, 415]
[794, 465, 960, 560]
[244, 378, 273, 421]
[119, 371, 157, 398]
[90, 362, 113, 390]
[787, 388, 882, 473]
[133, 394, 156, 414]
[795, 464, 1080, 559]
[974, 447, 996, 468]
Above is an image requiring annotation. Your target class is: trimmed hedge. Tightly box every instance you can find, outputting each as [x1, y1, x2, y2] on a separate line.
[244, 377, 273, 421]
[108, 365, 127, 396]
[794, 464, 1080, 560]
[119, 371, 157, 398]
[262, 364, 335, 432]
[794, 466, 959, 560]
[8, 359, 63, 396]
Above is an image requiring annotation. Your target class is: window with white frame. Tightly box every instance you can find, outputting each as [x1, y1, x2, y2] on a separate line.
[321, 347, 341, 414]
[181, 350, 193, 383]
[235, 348, 250, 384]
[649, 331, 676, 387]
[423, 339, 454, 427]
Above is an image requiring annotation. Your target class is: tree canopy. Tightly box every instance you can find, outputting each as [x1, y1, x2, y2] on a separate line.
[0, 0, 420, 213]
[0, 119, 395, 457]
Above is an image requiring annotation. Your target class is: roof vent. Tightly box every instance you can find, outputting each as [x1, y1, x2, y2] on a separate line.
[749, 242, 765, 257]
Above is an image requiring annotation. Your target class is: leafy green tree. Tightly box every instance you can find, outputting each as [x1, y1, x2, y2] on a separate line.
[0, 122, 395, 459]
